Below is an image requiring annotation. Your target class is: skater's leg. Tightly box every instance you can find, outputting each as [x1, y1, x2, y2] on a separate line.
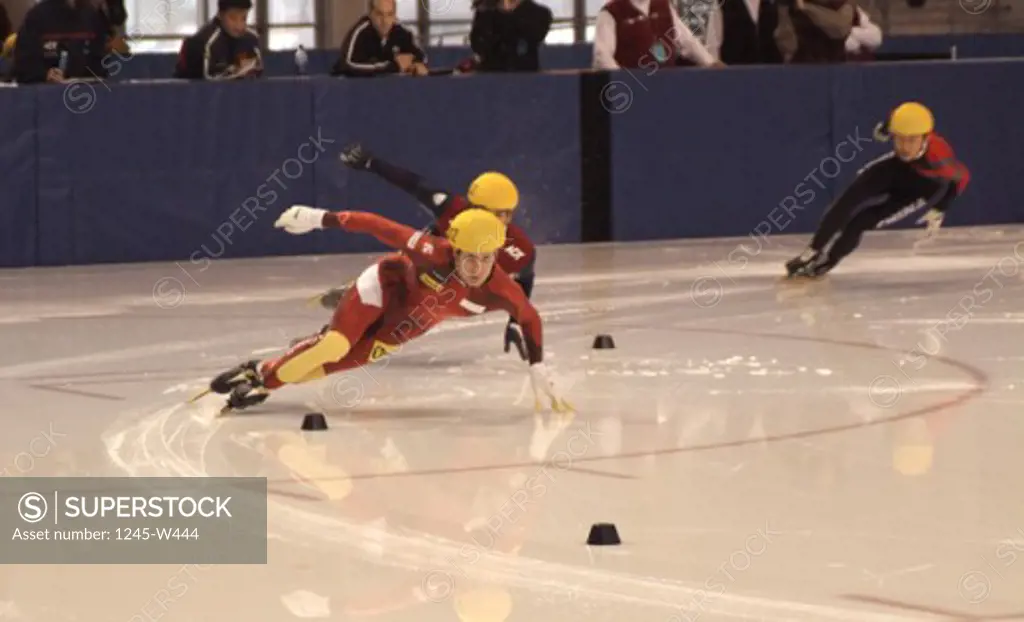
[809, 153, 901, 251]
[813, 195, 926, 275]
[261, 330, 352, 388]
[787, 154, 904, 277]
[262, 262, 397, 390]
[810, 207, 886, 274]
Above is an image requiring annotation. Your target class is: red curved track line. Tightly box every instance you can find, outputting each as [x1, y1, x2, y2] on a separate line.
[264, 326, 989, 486]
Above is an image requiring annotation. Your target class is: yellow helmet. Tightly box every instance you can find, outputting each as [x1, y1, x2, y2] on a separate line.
[467, 172, 519, 212]
[2, 34, 16, 59]
[447, 209, 507, 254]
[889, 102, 934, 136]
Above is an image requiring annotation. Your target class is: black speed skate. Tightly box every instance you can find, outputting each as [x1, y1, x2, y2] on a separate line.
[307, 282, 352, 311]
[189, 360, 269, 415]
[783, 249, 826, 280]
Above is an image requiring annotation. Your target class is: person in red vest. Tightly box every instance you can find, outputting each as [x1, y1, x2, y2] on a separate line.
[593, 0, 724, 69]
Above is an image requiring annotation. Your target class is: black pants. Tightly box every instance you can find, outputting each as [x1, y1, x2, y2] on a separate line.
[809, 153, 944, 273]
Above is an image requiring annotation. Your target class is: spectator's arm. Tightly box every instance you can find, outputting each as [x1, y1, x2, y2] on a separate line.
[515, 1, 552, 43]
[592, 9, 619, 69]
[798, 2, 854, 39]
[704, 4, 723, 61]
[13, 12, 48, 83]
[397, 26, 427, 63]
[670, 4, 715, 65]
[774, 7, 798, 62]
[847, 7, 881, 50]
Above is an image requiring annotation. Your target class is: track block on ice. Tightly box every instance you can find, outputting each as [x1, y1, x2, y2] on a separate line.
[592, 334, 615, 350]
[587, 522, 621, 545]
[301, 413, 328, 431]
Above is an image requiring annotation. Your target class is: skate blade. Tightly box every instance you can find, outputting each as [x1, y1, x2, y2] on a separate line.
[305, 294, 325, 308]
[778, 274, 825, 284]
[187, 387, 213, 404]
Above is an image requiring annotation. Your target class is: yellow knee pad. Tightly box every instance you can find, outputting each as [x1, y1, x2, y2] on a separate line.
[277, 330, 351, 384]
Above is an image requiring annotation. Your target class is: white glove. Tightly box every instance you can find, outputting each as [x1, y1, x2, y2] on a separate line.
[916, 208, 944, 237]
[528, 362, 574, 413]
[274, 205, 327, 235]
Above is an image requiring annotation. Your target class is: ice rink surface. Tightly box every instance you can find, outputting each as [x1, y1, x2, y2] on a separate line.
[1, 226, 1023, 622]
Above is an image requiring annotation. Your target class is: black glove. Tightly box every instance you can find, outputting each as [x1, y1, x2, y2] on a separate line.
[339, 143, 373, 170]
[503, 319, 527, 361]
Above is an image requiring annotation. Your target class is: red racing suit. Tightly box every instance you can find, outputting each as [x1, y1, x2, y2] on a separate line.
[261, 212, 544, 389]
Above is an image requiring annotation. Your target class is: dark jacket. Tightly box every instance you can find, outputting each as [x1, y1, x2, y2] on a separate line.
[13, 0, 108, 84]
[332, 16, 425, 77]
[98, 0, 126, 36]
[0, 3, 12, 42]
[173, 17, 263, 80]
[718, 0, 782, 64]
[470, 0, 552, 72]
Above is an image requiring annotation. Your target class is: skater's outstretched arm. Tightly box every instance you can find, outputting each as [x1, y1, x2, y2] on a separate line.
[488, 269, 544, 365]
[323, 211, 450, 262]
[340, 144, 450, 219]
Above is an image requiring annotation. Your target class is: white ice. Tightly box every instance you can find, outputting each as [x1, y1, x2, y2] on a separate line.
[1, 226, 1022, 621]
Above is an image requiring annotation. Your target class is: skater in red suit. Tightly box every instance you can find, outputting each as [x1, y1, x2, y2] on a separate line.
[786, 101, 970, 278]
[313, 143, 537, 360]
[202, 206, 571, 415]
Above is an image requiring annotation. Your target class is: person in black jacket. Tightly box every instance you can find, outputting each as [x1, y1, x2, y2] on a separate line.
[331, 0, 428, 77]
[469, 0, 552, 72]
[13, 0, 108, 84]
[174, 0, 262, 80]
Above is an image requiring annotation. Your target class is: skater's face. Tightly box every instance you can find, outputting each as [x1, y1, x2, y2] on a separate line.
[893, 134, 926, 161]
[455, 251, 497, 287]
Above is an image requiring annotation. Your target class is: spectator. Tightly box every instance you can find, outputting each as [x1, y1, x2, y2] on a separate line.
[716, 0, 783, 64]
[173, 0, 262, 80]
[845, 4, 881, 60]
[469, 0, 552, 73]
[593, 0, 723, 70]
[775, 0, 854, 63]
[332, 0, 427, 78]
[13, 0, 109, 84]
[675, 0, 722, 65]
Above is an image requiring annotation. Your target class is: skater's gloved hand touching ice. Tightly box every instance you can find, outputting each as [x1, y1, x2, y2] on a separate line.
[529, 362, 573, 413]
[504, 319, 527, 361]
[275, 205, 328, 234]
[916, 208, 944, 236]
